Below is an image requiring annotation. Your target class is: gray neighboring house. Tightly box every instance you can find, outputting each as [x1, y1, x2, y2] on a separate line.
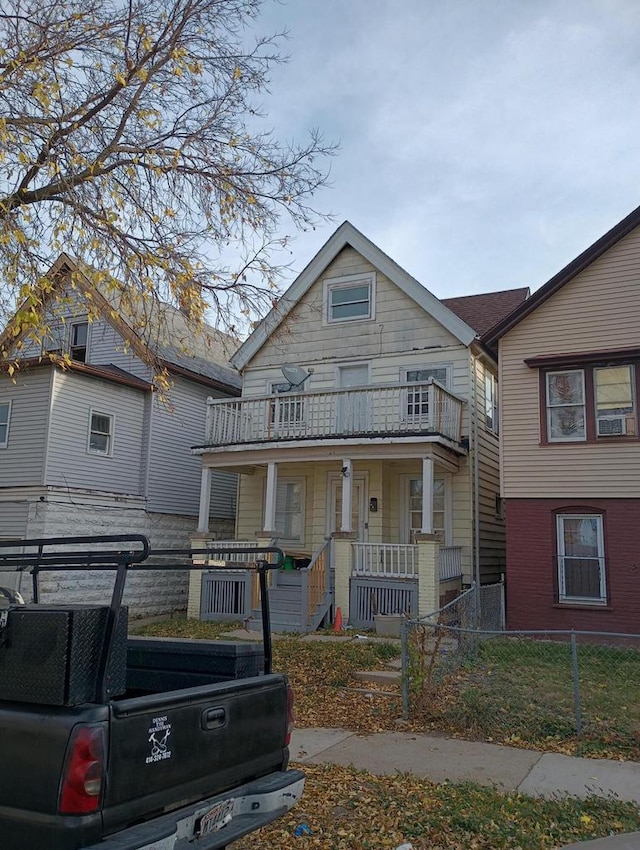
[0, 254, 241, 616]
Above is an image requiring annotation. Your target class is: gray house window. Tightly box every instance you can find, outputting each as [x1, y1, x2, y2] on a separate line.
[0, 401, 11, 448]
[88, 411, 114, 456]
[70, 321, 89, 363]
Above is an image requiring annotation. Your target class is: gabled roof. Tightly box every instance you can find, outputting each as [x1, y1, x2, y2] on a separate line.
[484, 202, 640, 346]
[0, 253, 241, 393]
[442, 288, 530, 337]
[231, 221, 479, 370]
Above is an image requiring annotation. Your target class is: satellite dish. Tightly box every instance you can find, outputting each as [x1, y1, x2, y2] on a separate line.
[281, 364, 310, 390]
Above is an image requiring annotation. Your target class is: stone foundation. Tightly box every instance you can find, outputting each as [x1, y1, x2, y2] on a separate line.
[15, 493, 234, 617]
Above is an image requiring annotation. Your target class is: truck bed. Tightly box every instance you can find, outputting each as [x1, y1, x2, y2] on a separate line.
[0, 650, 295, 850]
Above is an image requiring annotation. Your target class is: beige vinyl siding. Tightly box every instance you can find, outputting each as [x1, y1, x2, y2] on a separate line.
[500, 224, 640, 499]
[246, 248, 462, 374]
[235, 459, 474, 579]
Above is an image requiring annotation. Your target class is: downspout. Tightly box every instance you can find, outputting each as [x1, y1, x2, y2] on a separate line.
[471, 353, 481, 592]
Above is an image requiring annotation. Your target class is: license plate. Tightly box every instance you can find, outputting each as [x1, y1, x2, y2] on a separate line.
[197, 798, 234, 837]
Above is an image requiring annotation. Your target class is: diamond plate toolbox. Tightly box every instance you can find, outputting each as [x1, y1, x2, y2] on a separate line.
[0, 605, 127, 705]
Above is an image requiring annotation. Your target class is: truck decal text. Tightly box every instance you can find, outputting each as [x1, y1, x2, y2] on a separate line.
[146, 715, 172, 764]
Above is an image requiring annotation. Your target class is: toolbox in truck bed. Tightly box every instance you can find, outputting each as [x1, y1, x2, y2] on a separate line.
[126, 636, 264, 691]
[0, 604, 127, 705]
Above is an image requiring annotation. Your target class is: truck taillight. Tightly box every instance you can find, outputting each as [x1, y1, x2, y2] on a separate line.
[285, 685, 295, 746]
[59, 725, 106, 815]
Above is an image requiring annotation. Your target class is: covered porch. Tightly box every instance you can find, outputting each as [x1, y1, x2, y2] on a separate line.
[189, 441, 469, 631]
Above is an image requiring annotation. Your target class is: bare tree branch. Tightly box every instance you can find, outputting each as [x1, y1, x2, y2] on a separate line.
[0, 0, 336, 366]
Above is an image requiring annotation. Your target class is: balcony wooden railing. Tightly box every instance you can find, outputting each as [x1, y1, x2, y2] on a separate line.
[205, 381, 464, 447]
[352, 543, 463, 582]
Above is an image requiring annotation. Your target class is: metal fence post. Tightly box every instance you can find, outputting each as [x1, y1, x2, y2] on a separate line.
[570, 630, 582, 735]
[401, 619, 410, 720]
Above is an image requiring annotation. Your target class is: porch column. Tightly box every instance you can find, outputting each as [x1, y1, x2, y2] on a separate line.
[263, 462, 278, 534]
[421, 457, 434, 534]
[197, 466, 212, 533]
[341, 458, 353, 532]
[331, 531, 357, 625]
[189, 528, 214, 620]
[416, 532, 441, 618]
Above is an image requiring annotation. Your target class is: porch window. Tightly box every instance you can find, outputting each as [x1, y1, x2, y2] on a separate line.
[324, 273, 375, 324]
[595, 365, 636, 437]
[546, 370, 586, 441]
[556, 514, 606, 604]
[88, 410, 114, 456]
[0, 401, 11, 448]
[408, 477, 445, 541]
[275, 479, 304, 542]
[404, 366, 450, 420]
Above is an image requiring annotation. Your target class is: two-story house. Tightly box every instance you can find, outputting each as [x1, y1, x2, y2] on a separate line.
[0, 254, 241, 616]
[189, 222, 528, 631]
[486, 204, 640, 634]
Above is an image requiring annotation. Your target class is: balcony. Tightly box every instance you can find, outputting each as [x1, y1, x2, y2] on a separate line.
[204, 381, 464, 448]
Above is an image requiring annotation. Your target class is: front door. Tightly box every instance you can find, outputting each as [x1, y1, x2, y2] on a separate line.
[328, 474, 368, 542]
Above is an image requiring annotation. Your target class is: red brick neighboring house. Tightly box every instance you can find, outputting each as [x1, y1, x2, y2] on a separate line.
[485, 205, 640, 633]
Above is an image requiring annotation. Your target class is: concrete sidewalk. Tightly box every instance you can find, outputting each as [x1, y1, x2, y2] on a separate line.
[290, 727, 640, 804]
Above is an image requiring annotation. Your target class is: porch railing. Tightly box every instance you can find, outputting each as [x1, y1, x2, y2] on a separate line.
[439, 546, 463, 581]
[352, 543, 463, 582]
[205, 381, 464, 447]
[353, 543, 418, 578]
[302, 537, 331, 622]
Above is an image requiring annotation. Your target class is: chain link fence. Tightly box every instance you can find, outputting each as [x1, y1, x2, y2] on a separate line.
[401, 583, 640, 759]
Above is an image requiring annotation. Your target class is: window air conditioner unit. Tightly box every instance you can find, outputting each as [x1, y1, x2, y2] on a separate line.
[597, 415, 626, 436]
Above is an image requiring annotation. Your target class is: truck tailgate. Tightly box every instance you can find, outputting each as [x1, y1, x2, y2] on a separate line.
[102, 673, 290, 833]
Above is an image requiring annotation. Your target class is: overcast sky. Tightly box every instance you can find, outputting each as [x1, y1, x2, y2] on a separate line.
[252, 0, 640, 299]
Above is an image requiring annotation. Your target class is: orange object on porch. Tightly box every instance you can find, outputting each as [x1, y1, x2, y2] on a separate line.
[333, 607, 343, 632]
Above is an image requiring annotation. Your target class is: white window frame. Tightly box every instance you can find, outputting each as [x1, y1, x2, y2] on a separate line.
[401, 473, 452, 544]
[270, 477, 305, 544]
[323, 273, 375, 325]
[485, 372, 499, 435]
[87, 410, 114, 457]
[401, 364, 452, 422]
[0, 400, 12, 449]
[556, 513, 606, 605]
[546, 369, 586, 442]
[69, 320, 90, 363]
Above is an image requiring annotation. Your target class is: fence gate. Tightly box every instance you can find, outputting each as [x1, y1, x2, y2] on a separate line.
[349, 577, 418, 629]
[200, 570, 253, 621]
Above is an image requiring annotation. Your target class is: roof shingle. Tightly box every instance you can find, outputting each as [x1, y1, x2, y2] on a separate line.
[442, 288, 530, 337]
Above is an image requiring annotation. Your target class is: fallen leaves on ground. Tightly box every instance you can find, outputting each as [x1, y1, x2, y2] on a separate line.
[230, 763, 640, 850]
[132, 620, 640, 759]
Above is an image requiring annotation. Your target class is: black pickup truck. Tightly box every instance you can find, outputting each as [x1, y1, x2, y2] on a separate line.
[0, 535, 304, 850]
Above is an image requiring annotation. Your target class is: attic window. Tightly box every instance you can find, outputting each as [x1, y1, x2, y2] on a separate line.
[70, 322, 88, 363]
[324, 273, 375, 324]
